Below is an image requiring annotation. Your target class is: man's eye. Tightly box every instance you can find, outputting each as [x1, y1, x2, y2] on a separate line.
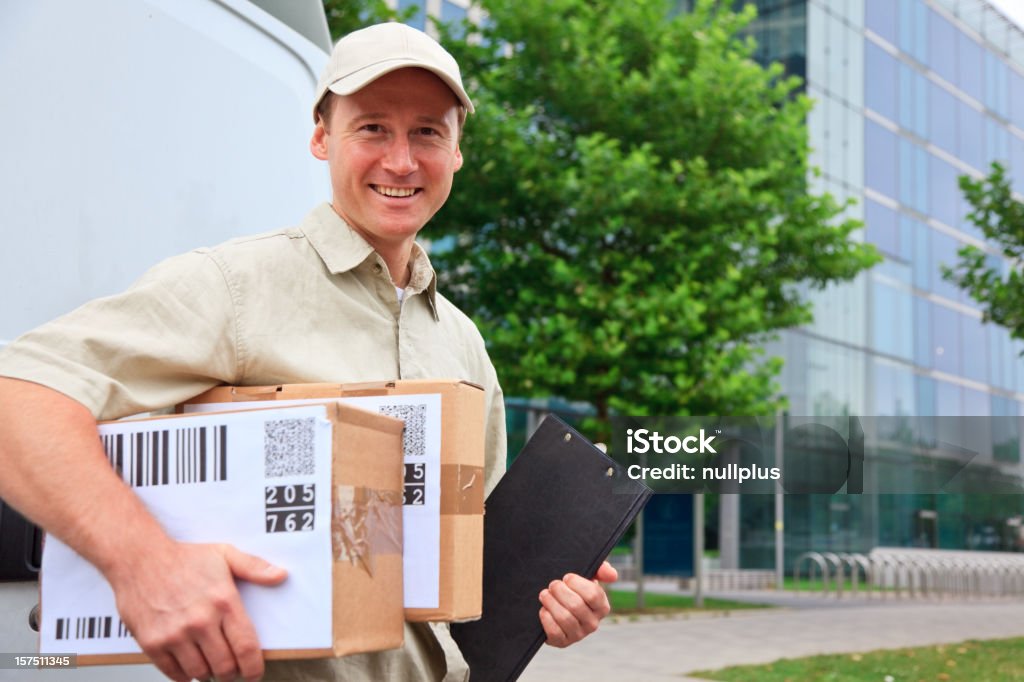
[362, 124, 384, 133]
[417, 127, 438, 136]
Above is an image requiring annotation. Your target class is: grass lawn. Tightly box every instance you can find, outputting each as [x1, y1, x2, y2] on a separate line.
[691, 638, 1024, 681]
[782, 577, 897, 593]
[608, 589, 772, 615]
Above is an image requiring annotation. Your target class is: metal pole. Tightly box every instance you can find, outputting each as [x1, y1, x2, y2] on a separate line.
[694, 492, 704, 607]
[635, 508, 645, 610]
[775, 410, 785, 591]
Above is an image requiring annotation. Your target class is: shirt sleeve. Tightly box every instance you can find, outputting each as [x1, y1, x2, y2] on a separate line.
[0, 249, 239, 420]
[481, 363, 507, 498]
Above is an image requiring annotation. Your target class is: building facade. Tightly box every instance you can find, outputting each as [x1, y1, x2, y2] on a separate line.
[392, 0, 1024, 564]
[737, 0, 1024, 567]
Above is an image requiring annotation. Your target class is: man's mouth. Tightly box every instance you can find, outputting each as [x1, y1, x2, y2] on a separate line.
[371, 185, 419, 198]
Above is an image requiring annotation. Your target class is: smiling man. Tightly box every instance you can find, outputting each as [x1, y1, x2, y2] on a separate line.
[0, 22, 614, 682]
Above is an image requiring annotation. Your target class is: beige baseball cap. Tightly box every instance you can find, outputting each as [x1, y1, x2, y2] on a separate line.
[312, 22, 475, 122]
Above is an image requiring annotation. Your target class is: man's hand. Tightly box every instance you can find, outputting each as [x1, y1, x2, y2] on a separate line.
[107, 542, 286, 682]
[538, 561, 618, 648]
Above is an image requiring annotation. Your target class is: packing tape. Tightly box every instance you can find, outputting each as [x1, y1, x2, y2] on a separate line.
[440, 464, 484, 515]
[332, 485, 403, 576]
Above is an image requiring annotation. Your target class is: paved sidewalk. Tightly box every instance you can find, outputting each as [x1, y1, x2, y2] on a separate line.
[520, 598, 1024, 681]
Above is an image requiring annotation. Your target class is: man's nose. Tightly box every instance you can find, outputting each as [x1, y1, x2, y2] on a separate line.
[381, 136, 417, 175]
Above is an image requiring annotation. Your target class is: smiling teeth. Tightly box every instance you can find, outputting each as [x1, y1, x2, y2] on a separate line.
[374, 185, 417, 198]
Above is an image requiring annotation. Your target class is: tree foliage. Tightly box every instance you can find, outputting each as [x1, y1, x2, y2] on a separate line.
[322, 0, 402, 39]
[325, 0, 879, 429]
[432, 0, 877, 426]
[945, 163, 1024, 341]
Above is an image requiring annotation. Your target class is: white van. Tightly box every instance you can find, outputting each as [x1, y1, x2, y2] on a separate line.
[0, 1, 330, 678]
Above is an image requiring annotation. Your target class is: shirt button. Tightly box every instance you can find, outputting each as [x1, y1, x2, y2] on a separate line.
[373, 263, 383, 274]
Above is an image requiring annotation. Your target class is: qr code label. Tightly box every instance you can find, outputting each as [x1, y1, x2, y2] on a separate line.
[379, 403, 427, 457]
[264, 418, 316, 477]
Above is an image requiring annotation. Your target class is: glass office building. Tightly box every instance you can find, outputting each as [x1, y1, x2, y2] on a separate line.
[735, 0, 1024, 567]
[393, 0, 1024, 563]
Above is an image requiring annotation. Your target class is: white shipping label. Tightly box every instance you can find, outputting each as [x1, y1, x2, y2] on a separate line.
[185, 393, 443, 609]
[40, 405, 335, 655]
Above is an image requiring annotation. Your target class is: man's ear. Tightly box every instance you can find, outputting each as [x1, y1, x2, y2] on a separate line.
[310, 119, 329, 160]
[453, 144, 463, 172]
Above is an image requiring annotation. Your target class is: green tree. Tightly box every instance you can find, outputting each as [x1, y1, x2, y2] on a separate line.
[322, 0, 406, 40]
[945, 163, 1024, 342]
[324, 0, 879, 432]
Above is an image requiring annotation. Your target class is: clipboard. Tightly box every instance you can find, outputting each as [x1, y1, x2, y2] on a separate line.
[451, 414, 653, 682]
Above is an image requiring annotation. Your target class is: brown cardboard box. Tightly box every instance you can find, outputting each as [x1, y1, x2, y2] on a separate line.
[42, 402, 405, 665]
[184, 379, 485, 622]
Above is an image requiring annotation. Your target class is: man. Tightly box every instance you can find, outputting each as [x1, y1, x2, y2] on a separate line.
[0, 22, 615, 682]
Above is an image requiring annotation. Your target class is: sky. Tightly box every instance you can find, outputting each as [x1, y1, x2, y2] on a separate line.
[988, 0, 1024, 32]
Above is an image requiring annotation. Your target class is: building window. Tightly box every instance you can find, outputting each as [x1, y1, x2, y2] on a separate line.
[911, 218, 930, 291]
[398, 0, 426, 31]
[984, 52, 1009, 120]
[985, 118, 1009, 169]
[866, 120, 898, 199]
[1010, 70, 1024, 130]
[865, 42, 898, 122]
[929, 229, 964, 303]
[961, 314, 988, 383]
[865, 199, 899, 258]
[928, 10, 957, 86]
[957, 30, 983, 103]
[897, 0, 928, 65]
[872, 281, 913, 361]
[957, 99, 984, 172]
[866, 0, 897, 46]
[872, 359, 916, 416]
[898, 139, 928, 214]
[990, 395, 1020, 463]
[935, 377, 962, 415]
[931, 303, 960, 375]
[928, 153, 960, 229]
[914, 294, 931, 367]
[898, 63, 928, 138]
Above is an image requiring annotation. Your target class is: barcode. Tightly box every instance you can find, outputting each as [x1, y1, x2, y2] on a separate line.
[264, 418, 316, 478]
[54, 616, 132, 641]
[379, 403, 427, 457]
[101, 425, 227, 487]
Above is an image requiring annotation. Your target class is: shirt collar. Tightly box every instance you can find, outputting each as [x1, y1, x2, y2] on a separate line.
[301, 203, 439, 320]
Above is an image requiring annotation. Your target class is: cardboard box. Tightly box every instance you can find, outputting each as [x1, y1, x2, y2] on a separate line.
[184, 379, 485, 622]
[40, 402, 405, 664]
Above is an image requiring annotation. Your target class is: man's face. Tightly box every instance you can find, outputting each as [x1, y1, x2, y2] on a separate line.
[310, 68, 464, 250]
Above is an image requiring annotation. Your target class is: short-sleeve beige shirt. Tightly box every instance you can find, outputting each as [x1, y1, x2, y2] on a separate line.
[0, 202, 506, 682]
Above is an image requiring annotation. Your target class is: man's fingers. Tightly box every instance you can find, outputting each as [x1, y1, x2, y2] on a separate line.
[564, 573, 611, 616]
[538, 607, 569, 648]
[111, 543, 278, 682]
[222, 602, 266, 681]
[167, 641, 212, 682]
[222, 544, 288, 586]
[146, 650, 190, 682]
[539, 585, 586, 642]
[196, 626, 241, 682]
[595, 560, 618, 584]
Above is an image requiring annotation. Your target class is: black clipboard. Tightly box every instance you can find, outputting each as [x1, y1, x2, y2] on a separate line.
[451, 414, 653, 682]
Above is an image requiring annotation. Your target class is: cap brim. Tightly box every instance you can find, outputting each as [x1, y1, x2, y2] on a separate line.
[326, 58, 475, 114]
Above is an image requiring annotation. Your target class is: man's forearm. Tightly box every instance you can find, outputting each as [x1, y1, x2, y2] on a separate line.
[0, 377, 175, 578]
